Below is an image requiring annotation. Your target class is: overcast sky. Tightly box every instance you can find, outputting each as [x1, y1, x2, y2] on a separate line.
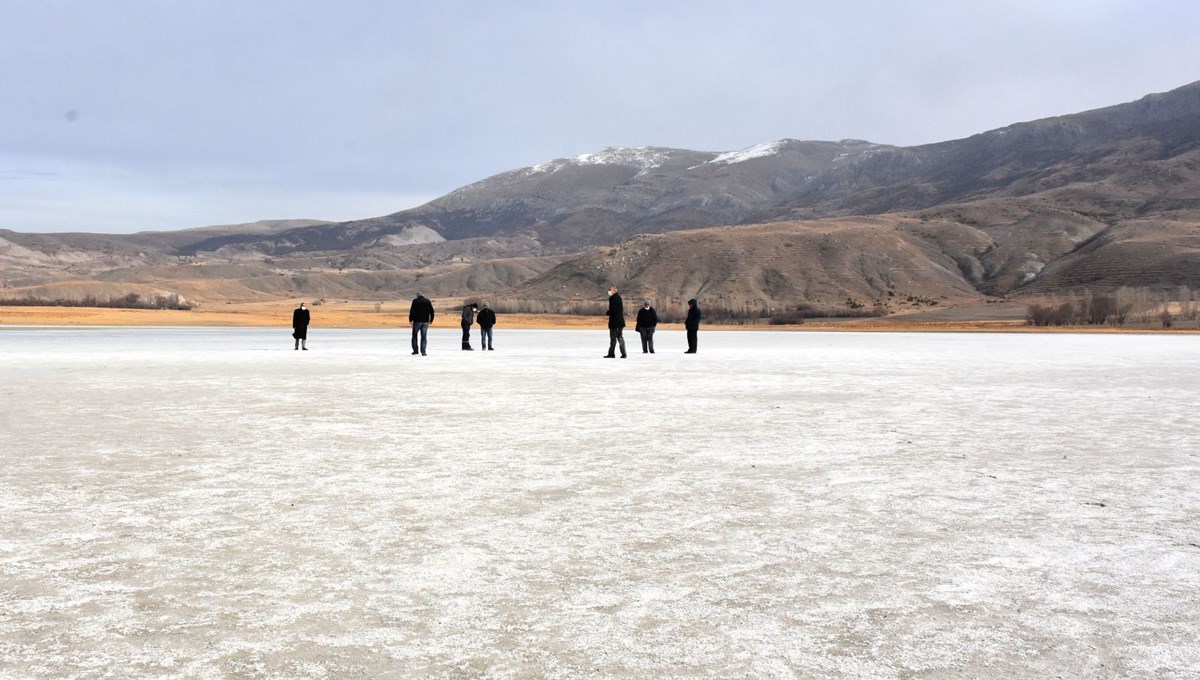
[2, 0, 1198, 234]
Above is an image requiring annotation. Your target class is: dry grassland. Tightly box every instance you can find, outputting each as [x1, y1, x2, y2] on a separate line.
[0, 300, 604, 330]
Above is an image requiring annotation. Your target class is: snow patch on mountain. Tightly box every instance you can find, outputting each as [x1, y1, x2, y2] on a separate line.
[527, 147, 673, 176]
[707, 141, 786, 165]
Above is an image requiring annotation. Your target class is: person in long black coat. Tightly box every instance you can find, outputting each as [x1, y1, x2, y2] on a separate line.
[291, 302, 310, 350]
[635, 300, 658, 354]
[684, 298, 702, 354]
[409, 293, 435, 356]
[604, 286, 627, 358]
[460, 301, 478, 350]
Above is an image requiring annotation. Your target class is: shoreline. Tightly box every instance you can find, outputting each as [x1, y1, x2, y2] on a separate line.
[2, 304, 1196, 334]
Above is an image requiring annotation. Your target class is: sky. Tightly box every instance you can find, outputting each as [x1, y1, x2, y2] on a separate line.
[2, 1, 1198, 234]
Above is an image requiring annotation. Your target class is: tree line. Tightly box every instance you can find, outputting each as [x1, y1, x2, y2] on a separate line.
[1026, 286, 1197, 327]
[0, 292, 194, 311]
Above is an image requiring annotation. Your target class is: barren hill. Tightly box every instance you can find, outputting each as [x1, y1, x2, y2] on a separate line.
[511, 218, 983, 316]
[513, 196, 1200, 316]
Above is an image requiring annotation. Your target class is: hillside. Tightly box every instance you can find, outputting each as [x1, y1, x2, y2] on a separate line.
[510, 218, 982, 315]
[512, 195, 1200, 315]
[2, 81, 1199, 311]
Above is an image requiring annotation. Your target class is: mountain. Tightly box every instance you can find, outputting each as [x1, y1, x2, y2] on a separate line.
[755, 80, 1200, 220]
[173, 80, 1200, 262]
[175, 139, 901, 254]
[0, 226, 564, 303]
[3, 81, 1199, 309]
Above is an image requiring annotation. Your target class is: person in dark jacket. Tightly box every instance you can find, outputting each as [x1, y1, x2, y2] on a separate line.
[684, 298, 702, 354]
[460, 301, 478, 350]
[635, 300, 658, 354]
[604, 286, 627, 358]
[409, 293, 435, 356]
[291, 302, 310, 350]
[477, 302, 496, 350]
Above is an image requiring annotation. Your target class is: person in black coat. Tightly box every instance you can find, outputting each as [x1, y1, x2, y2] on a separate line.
[477, 302, 496, 351]
[460, 301, 478, 350]
[409, 293, 435, 356]
[604, 286, 627, 358]
[291, 302, 310, 350]
[684, 298, 702, 354]
[635, 300, 658, 354]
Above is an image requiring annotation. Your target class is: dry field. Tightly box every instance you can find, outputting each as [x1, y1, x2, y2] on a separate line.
[3, 301, 1197, 335]
[0, 301, 607, 331]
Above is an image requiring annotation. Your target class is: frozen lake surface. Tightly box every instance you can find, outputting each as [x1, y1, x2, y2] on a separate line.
[1, 326, 1198, 678]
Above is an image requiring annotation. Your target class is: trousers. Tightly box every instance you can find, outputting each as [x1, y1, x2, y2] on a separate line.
[608, 328, 626, 356]
[637, 327, 655, 353]
[411, 322, 429, 354]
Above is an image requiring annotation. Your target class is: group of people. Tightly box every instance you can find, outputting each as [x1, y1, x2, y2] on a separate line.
[290, 286, 702, 355]
[405, 294, 497, 355]
[455, 299, 497, 352]
[604, 286, 702, 358]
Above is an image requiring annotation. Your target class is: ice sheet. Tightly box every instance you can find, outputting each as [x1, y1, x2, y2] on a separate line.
[1, 327, 1198, 677]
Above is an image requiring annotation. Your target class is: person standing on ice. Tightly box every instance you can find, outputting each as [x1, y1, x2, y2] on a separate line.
[604, 285, 627, 358]
[291, 302, 310, 351]
[684, 298, 702, 354]
[460, 301, 478, 350]
[635, 300, 658, 354]
[477, 302, 496, 350]
[409, 293, 435, 356]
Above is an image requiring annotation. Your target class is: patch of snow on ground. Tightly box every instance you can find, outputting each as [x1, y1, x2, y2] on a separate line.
[1, 327, 1198, 677]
